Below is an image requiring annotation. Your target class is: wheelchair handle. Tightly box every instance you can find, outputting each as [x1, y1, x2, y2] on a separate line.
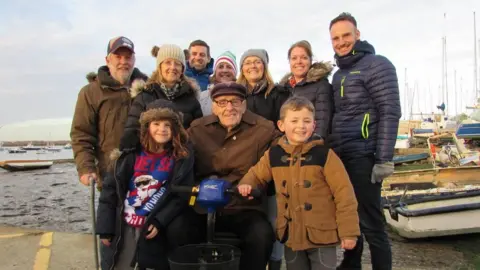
[170, 185, 262, 199]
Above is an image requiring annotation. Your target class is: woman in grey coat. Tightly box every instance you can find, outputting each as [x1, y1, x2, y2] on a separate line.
[279, 40, 334, 139]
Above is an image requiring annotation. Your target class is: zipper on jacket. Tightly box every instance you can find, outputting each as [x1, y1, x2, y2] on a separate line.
[361, 113, 370, 139]
[340, 76, 346, 97]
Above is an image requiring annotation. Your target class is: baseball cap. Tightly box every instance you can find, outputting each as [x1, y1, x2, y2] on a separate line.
[107, 36, 135, 55]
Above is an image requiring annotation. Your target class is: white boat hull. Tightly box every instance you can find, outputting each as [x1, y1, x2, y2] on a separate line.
[384, 191, 480, 239]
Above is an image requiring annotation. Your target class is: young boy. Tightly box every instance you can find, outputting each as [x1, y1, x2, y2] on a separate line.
[238, 96, 360, 270]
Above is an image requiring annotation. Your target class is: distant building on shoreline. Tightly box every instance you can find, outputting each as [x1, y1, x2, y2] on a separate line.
[0, 118, 72, 143]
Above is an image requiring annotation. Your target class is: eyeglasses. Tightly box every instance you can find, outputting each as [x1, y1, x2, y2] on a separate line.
[243, 60, 263, 67]
[213, 98, 244, 107]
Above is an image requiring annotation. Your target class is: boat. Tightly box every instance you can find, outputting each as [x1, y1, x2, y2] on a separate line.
[44, 143, 62, 152]
[393, 153, 430, 165]
[456, 123, 480, 139]
[383, 187, 480, 239]
[0, 142, 4, 151]
[8, 148, 27, 154]
[63, 143, 72, 150]
[21, 142, 43, 151]
[0, 160, 54, 172]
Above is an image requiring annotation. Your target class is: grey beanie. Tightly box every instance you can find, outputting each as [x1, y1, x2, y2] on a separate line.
[240, 49, 269, 67]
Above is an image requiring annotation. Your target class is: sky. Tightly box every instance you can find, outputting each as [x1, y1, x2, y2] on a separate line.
[0, 0, 480, 128]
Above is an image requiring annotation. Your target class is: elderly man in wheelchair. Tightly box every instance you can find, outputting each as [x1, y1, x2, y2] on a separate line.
[185, 82, 281, 270]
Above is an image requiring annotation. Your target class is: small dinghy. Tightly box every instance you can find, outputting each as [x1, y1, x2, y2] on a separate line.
[0, 160, 54, 172]
[383, 188, 480, 239]
[393, 153, 430, 165]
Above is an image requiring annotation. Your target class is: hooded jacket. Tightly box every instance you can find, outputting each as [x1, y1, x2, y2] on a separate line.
[70, 66, 148, 183]
[120, 77, 202, 151]
[96, 107, 195, 269]
[329, 40, 402, 163]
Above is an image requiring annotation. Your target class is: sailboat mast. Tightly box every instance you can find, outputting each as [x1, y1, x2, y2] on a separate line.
[404, 67, 408, 120]
[442, 36, 445, 104]
[474, 12, 478, 100]
[454, 69, 457, 116]
[460, 77, 463, 113]
[445, 35, 449, 115]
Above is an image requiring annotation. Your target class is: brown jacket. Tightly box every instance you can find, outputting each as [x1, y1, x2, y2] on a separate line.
[70, 66, 147, 182]
[188, 110, 280, 212]
[240, 135, 360, 251]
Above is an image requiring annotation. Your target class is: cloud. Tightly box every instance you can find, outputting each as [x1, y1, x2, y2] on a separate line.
[0, 0, 479, 126]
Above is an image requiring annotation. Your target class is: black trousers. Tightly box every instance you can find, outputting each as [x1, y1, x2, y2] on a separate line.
[189, 209, 275, 270]
[338, 155, 392, 270]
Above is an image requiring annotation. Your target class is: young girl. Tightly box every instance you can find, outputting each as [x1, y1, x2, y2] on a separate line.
[96, 99, 195, 270]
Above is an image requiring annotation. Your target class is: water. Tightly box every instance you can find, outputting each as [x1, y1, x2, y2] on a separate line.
[0, 162, 98, 233]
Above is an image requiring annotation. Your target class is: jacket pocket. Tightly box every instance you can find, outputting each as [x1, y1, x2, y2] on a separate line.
[305, 221, 339, 245]
[361, 112, 370, 139]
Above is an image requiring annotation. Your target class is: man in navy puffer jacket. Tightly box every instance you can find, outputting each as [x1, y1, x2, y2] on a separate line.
[329, 13, 401, 270]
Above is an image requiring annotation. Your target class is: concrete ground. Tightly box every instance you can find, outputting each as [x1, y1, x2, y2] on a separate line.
[0, 225, 435, 270]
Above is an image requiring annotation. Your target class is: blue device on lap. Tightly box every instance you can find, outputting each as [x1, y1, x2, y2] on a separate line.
[197, 179, 232, 213]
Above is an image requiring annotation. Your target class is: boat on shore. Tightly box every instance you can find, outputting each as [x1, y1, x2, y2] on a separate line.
[393, 153, 430, 165]
[0, 160, 54, 172]
[383, 187, 480, 239]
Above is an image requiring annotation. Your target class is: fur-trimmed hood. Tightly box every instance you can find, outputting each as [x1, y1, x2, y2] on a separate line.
[279, 61, 333, 86]
[130, 76, 201, 100]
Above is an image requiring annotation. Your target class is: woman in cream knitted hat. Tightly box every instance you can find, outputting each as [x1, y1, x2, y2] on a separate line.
[119, 44, 202, 151]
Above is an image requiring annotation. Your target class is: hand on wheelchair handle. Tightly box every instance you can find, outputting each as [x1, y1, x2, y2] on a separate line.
[237, 184, 253, 198]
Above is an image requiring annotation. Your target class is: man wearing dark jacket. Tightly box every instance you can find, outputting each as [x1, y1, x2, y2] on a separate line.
[188, 82, 279, 270]
[185, 40, 214, 91]
[328, 13, 401, 270]
[70, 36, 148, 270]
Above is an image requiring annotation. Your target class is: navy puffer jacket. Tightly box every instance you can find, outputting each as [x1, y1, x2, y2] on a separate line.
[329, 40, 401, 163]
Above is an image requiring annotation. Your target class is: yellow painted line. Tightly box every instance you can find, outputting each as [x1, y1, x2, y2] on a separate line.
[0, 233, 25, 239]
[39, 232, 53, 247]
[33, 232, 53, 270]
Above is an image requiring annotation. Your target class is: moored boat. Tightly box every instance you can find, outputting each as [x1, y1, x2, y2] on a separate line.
[393, 153, 430, 165]
[0, 160, 54, 172]
[8, 148, 27, 154]
[383, 188, 480, 239]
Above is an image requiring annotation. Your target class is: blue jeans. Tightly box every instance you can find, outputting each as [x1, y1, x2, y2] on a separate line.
[267, 195, 284, 261]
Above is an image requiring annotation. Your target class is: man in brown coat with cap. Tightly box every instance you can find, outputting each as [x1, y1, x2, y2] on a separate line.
[70, 35, 148, 270]
[187, 82, 280, 270]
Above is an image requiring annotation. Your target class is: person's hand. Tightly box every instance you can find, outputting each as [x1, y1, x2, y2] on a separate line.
[341, 238, 357, 250]
[145, 224, 158, 239]
[101, 238, 111, 247]
[371, 162, 394, 184]
[80, 173, 97, 186]
[237, 184, 252, 197]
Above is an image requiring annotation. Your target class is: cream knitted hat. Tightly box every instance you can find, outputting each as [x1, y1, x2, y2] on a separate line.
[151, 44, 186, 69]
